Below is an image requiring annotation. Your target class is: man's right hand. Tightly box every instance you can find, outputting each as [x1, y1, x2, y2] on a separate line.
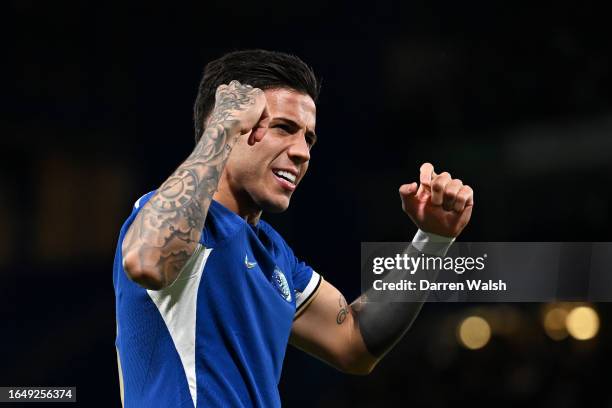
[208, 80, 270, 146]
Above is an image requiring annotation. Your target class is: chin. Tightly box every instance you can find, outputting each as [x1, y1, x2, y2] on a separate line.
[257, 194, 291, 214]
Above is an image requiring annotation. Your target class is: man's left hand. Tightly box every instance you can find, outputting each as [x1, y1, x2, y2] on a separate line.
[399, 162, 474, 238]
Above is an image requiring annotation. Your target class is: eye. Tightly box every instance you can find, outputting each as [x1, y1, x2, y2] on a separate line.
[273, 124, 292, 134]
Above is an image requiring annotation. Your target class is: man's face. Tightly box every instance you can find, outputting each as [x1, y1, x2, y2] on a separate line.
[224, 88, 317, 213]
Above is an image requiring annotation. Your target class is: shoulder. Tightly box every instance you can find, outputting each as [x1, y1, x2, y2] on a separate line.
[258, 219, 280, 237]
[201, 200, 247, 247]
[258, 220, 290, 248]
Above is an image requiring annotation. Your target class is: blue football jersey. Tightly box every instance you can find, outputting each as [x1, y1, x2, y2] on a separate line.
[113, 192, 322, 407]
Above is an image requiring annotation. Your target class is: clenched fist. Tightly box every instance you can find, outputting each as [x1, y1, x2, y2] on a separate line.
[399, 162, 474, 238]
[207, 80, 270, 145]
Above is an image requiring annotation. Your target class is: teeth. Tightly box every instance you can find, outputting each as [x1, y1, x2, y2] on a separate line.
[275, 170, 296, 184]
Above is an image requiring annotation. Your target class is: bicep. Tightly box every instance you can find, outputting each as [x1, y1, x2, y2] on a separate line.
[290, 280, 375, 372]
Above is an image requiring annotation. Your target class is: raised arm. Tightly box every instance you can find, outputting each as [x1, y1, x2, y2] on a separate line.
[122, 81, 269, 290]
[291, 163, 474, 374]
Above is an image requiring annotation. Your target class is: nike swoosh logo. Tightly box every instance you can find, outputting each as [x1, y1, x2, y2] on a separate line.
[244, 254, 257, 269]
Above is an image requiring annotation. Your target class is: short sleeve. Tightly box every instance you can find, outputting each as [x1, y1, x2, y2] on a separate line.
[292, 259, 322, 315]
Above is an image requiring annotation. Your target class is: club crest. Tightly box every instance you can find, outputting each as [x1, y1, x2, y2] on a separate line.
[273, 267, 292, 302]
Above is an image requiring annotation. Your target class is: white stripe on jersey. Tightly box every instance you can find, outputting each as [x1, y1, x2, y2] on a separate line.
[146, 244, 212, 408]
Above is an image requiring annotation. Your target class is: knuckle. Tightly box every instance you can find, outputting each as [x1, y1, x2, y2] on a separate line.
[432, 181, 444, 193]
[444, 188, 456, 198]
[447, 182, 461, 193]
[215, 85, 228, 96]
[461, 192, 473, 203]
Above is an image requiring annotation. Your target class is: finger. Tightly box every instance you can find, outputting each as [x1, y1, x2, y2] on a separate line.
[246, 130, 255, 146]
[431, 172, 452, 206]
[442, 179, 463, 211]
[215, 84, 229, 99]
[250, 127, 266, 145]
[465, 185, 474, 207]
[454, 185, 474, 212]
[252, 86, 265, 99]
[419, 162, 435, 188]
[399, 182, 418, 197]
[251, 100, 270, 144]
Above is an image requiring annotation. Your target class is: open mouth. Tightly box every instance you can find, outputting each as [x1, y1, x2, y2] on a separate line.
[272, 169, 297, 191]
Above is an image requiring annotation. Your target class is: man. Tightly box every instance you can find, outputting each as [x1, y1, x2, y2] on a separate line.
[113, 49, 473, 407]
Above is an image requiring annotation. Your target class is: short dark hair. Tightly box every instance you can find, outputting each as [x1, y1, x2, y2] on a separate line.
[193, 49, 321, 143]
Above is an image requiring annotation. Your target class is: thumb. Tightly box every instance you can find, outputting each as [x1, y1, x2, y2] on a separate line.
[399, 182, 418, 198]
[399, 183, 419, 215]
[249, 124, 268, 145]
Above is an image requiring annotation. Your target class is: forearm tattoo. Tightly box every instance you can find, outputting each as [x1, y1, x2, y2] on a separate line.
[122, 83, 257, 287]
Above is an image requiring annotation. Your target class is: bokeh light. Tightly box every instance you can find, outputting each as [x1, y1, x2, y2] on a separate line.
[458, 316, 491, 350]
[543, 305, 569, 341]
[566, 306, 599, 341]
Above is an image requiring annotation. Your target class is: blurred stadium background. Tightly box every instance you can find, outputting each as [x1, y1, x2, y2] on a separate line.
[3, 1, 612, 406]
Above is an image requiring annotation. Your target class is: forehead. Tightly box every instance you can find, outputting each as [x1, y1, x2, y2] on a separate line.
[264, 88, 316, 129]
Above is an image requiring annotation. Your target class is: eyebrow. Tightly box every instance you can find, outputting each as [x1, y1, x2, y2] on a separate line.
[273, 117, 318, 144]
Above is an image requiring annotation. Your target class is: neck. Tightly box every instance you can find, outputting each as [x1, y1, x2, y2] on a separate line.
[213, 178, 262, 226]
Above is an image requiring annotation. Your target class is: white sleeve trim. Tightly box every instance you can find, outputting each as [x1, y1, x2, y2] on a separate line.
[412, 229, 455, 257]
[295, 271, 321, 311]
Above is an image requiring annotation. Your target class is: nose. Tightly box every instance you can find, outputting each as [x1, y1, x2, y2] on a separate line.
[287, 133, 310, 164]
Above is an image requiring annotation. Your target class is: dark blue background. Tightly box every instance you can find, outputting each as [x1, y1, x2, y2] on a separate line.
[2, 1, 612, 406]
